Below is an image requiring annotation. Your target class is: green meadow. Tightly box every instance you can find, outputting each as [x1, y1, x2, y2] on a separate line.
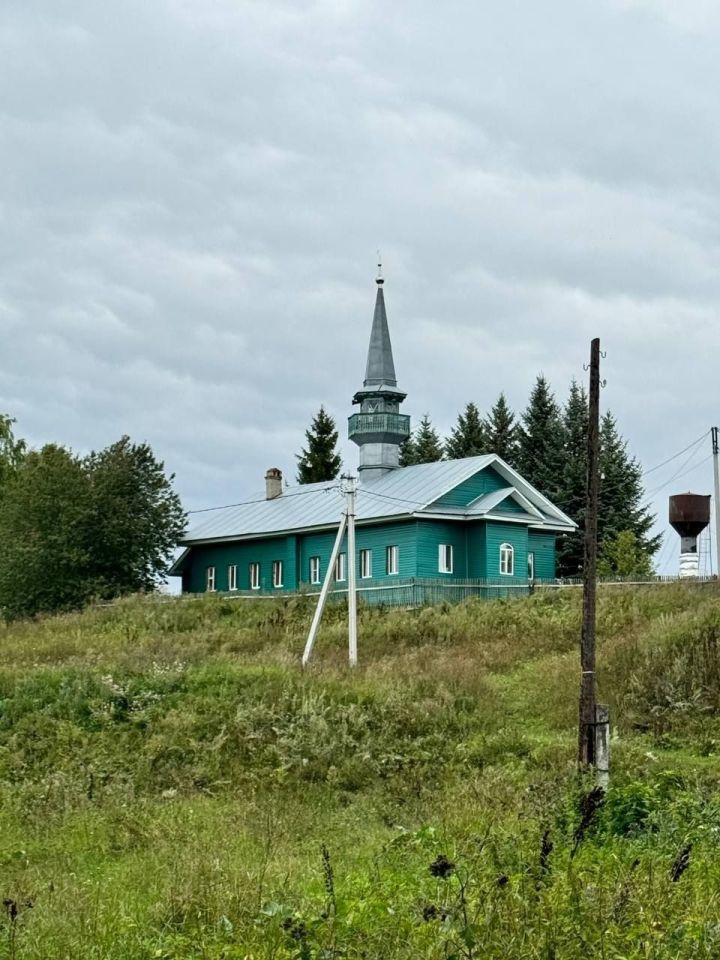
[2, 584, 720, 958]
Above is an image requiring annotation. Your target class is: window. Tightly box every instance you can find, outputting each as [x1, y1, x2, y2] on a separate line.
[206, 566, 216, 592]
[386, 545, 399, 575]
[228, 564, 237, 591]
[500, 543, 514, 576]
[360, 549, 372, 579]
[249, 562, 260, 590]
[438, 544, 453, 574]
[272, 560, 283, 588]
[527, 552, 535, 582]
[335, 552, 346, 582]
[309, 556, 321, 584]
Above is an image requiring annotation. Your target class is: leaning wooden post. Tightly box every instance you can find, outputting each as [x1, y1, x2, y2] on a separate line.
[578, 338, 601, 769]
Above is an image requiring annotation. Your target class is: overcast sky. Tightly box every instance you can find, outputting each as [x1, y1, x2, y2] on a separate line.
[2, 0, 719, 573]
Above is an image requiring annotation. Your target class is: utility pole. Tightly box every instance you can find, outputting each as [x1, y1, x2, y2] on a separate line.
[578, 338, 601, 769]
[346, 475, 358, 666]
[301, 475, 359, 667]
[713, 427, 720, 579]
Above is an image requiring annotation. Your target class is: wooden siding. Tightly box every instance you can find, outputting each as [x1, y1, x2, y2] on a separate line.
[466, 523, 487, 578]
[415, 520, 468, 577]
[493, 497, 529, 515]
[484, 521, 528, 583]
[186, 536, 292, 593]
[528, 530, 556, 580]
[181, 517, 558, 595]
[299, 520, 419, 587]
[430, 466, 507, 509]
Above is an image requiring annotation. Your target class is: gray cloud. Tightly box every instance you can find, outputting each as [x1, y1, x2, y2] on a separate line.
[1, 0, 718, 573]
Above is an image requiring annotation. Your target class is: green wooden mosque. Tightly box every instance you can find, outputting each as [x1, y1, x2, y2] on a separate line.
[171, 273, 575, 602]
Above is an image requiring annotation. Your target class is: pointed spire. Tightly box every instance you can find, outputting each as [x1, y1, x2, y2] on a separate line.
[363, 266, 397, 387]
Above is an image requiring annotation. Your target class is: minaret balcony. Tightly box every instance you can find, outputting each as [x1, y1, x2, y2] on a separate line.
[348, 412, 411, 445]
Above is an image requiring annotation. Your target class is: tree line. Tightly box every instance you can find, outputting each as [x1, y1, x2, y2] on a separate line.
[0, 415, 185, 620]
[296, 377, 660, 577]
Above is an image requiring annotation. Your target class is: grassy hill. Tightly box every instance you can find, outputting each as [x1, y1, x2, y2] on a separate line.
[2, 584, 720, 958]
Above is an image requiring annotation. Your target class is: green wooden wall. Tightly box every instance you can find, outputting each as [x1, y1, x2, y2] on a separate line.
[528, 530, 556, 580]
[185, 537, 292, 593]
[416, 520, 468, 577]
[300, 521, 418, 585]
[430, 466, 508, 509]
[180, 518, 557, 594]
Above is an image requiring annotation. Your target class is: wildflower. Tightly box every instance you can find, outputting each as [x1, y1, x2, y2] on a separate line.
[429, 854, 455, 879]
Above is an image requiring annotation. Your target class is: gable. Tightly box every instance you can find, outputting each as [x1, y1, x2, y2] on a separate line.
[429, 466, 508, 509]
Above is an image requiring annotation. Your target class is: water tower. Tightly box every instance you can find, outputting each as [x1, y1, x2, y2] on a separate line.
[669, 493, 711, 578]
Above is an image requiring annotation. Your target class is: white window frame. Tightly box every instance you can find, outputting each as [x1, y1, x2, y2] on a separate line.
[206, 566, 216, 592]
[335, 552, 346, 582]
[228, 564, 237, 591]
[386, 545, 399, 576]
[309, 556, 321, 584]
[438, 544, 453, 574]
[360, 549, 372, 579]
[272, 560, 283, 588]
[527, 551, 535, 582]
[249, 562, 260, 590]
[500, 543, 514, 576]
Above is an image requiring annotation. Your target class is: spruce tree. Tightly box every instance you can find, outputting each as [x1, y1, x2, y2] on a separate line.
[517, 376, 565, 502]
[484, 393, 520, 465]
[445, 402, 487, 460]
[598, 412, 660, 560]
[556, 380, 588, 577]
[399, 436, 418, 467]
[296, 406, 342, 483]
[412, 414, 444, 464]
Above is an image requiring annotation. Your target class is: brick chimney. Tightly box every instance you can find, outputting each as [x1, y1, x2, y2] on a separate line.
[265, 467, 283, 500]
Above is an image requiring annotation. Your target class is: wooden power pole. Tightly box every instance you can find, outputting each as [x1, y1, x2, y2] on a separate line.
[578, 338, 601, 769]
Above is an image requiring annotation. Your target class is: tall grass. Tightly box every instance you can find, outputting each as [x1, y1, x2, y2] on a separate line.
[1, 583, 719, 957]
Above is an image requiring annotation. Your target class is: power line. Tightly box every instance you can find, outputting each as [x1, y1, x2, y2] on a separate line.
[187, 484, 341, 515]
[642, 430, 708, 477]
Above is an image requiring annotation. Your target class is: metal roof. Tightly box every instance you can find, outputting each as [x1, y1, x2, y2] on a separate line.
[363, 280, 397, 388]
[181, 454, 576, 546]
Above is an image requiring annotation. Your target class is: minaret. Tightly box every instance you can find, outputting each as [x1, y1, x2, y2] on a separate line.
[348, 265, 411, 482]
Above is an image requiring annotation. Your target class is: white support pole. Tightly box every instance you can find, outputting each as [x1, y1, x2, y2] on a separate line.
[713, 427, 720, 579]
[302, 513, 347, 667]
[346, 476, 358, 666]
